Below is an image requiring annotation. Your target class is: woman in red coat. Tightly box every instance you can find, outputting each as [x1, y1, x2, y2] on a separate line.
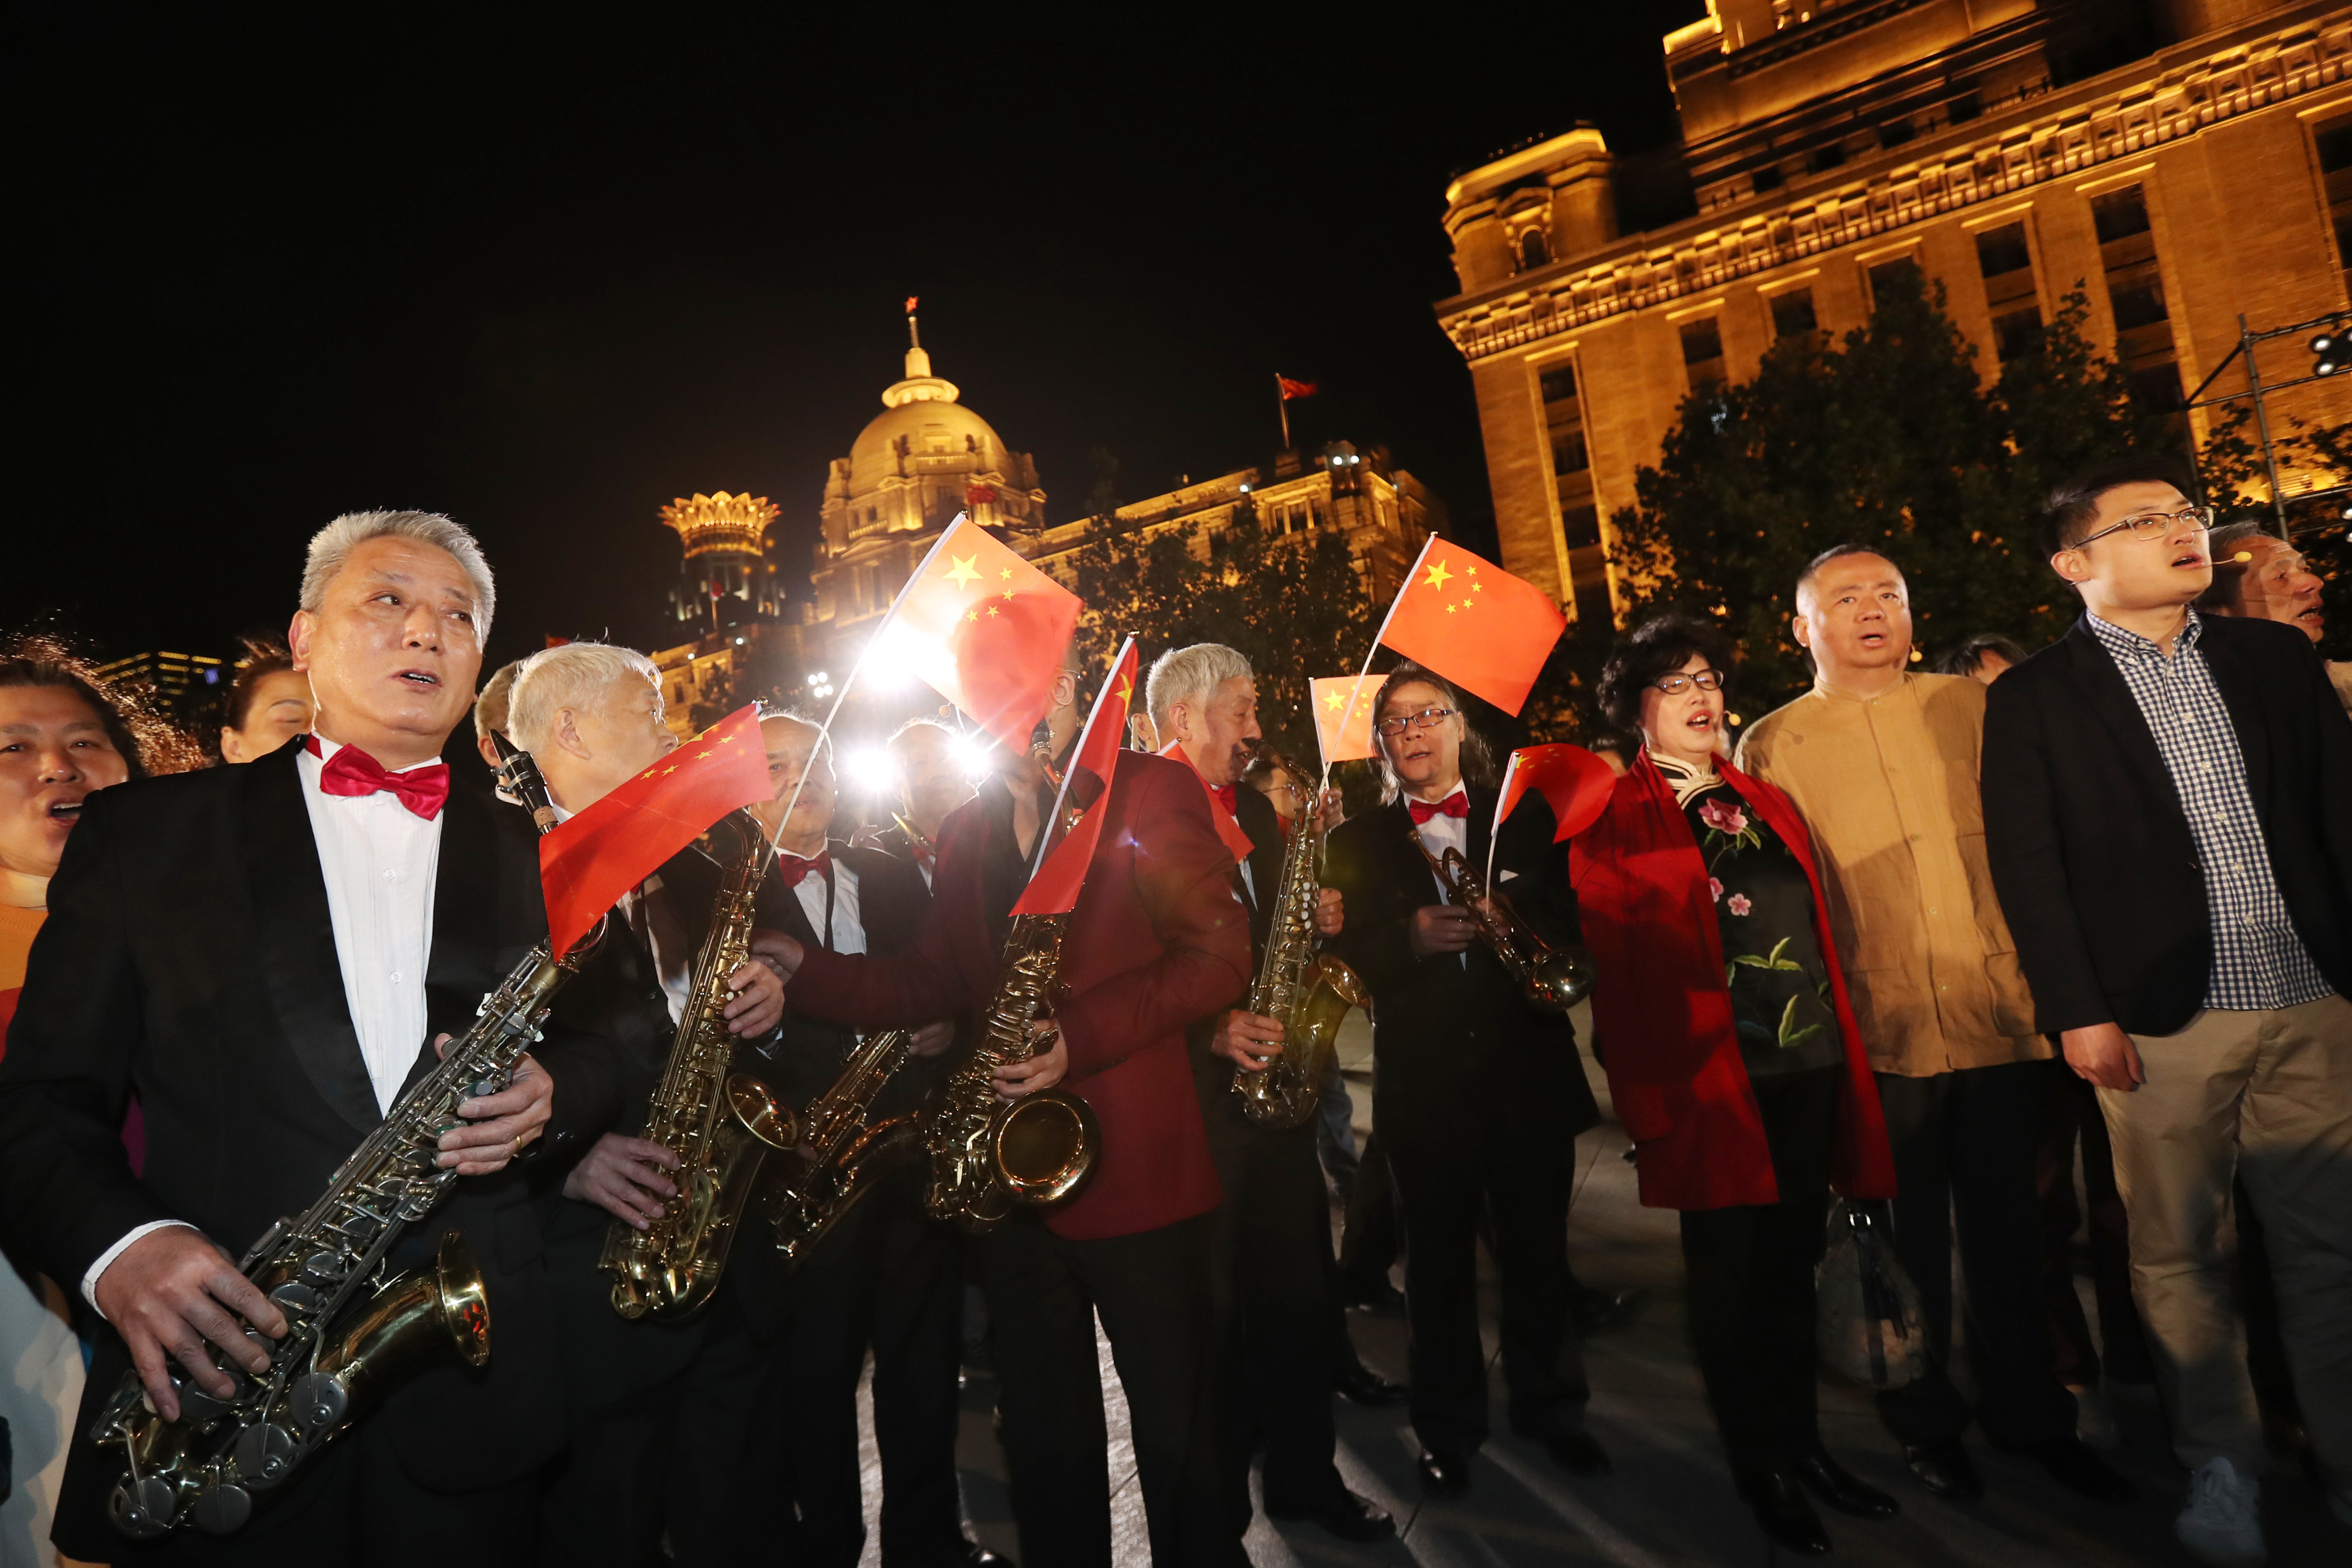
[1569, 616, 1897, 1558]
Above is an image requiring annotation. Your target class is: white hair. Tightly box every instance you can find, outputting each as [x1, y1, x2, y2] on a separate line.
[301, 510, 496, 637]
[1145, 643, 1252, 736]
[506, 641, 661, 754]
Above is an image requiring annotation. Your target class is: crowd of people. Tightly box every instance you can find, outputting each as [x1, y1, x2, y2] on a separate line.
[0, 450, 2344, 1568]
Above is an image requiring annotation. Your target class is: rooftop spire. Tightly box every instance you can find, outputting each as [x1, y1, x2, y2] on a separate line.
[904, 294, 930, 378]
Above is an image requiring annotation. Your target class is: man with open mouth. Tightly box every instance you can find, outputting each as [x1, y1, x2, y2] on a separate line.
[1985, 455, 2352, 1568]
[1738, 545, 2134, 1513]
[2200, 516, 2352, 717]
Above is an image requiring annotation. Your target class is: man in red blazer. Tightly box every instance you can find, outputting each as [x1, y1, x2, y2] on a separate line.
[752, 668, 1254, 1568]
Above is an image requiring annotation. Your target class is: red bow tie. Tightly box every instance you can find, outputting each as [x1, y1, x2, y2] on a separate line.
[310, 737, 449, 820]
[779, 850, 831, 888]
[1209, 783, 1238, 818]
[1407, 791, 1467, 825]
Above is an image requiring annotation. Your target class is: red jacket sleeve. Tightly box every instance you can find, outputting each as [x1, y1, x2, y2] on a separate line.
[1053, 760, 1252, 1083]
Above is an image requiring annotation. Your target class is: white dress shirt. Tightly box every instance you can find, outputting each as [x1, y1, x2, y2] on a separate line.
[792, 856, 866, 957]
[1409, 786, 1471, 968]
[84, 735, 444, 1310]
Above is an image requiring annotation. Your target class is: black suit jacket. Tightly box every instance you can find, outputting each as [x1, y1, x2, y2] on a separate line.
[748, 841, 934, 1111]
[0, 739, 630, 1546]
[1322, 786, 1597, 1144]
[1982, 613, 2352, 1036]
[1185, 781, 1290, 1136]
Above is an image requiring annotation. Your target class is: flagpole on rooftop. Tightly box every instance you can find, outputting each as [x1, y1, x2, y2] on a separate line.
[1276, 374, 1291, 451]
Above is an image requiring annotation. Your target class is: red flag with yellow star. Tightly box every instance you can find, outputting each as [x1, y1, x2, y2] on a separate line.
[870, 516, 1082, 753]
[1496, 743, 1617, 843]
[1011, 640, 1138, 917]
[538, 704, 771, 957]
[1309, 675, 1380, 768]
[1376, 538, 1565, 716]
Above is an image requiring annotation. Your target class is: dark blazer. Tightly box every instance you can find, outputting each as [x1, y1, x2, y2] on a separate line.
[786, 752, 1251, 1241]
[1322, 785, 1599, 1145]
[0, 738, 629, 1550]
[1982, 613, 2352, 1036]
[750, 841, 936, 1112]
[1184, 778, 1283, 1121]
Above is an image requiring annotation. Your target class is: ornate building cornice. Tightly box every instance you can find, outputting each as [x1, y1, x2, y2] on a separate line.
[1438, 11, 2352, 361]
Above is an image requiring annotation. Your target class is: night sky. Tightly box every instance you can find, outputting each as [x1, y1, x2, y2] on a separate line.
[13, 4, 1705, 673]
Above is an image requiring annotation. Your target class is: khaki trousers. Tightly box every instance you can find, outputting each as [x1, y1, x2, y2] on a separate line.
[2102, 992, 2352, 1483]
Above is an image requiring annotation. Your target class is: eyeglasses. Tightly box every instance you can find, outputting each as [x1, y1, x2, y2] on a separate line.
[1375, 705, 1455, 738]
[1651, 669, 1724, 696]
[2071, 504, 2215, 550]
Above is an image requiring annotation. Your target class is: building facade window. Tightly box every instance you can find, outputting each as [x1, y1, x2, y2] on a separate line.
[2317, 112, 2352, 299]
[1519, 228, 1549, 270]
[1866, 254, 1921, 311]
[1769, 287, 1820, 346]
[1537, 355, 1598, 587]
[1975, 219, 2043, 362]
[1680, 317, 1726, 387]
[2093, 185, 2181, 411]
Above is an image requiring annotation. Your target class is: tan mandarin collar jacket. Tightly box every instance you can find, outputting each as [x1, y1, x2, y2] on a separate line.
[1735, 671, 2046, 1077]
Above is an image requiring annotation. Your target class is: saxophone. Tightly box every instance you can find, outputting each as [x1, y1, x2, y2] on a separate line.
[600, 808, 799, 1320]
[1411, 831, 1597, 1012]
[1230, 749, 1366, 1130]
[96, 739, 592, 1541]
[768, 1028, 922, 1268]
[922, 790, 1101, 1233]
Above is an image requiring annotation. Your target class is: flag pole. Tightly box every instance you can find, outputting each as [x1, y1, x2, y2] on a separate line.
[1320, 532, 1437, 794]
[1026, 636, 1137, 884]
[1276, 375, 1291, 450]
[767, 513, 975, 843]
[1486, 750, 1519, 894]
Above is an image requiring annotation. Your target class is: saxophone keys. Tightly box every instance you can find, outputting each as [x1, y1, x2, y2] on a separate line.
[231, 1421, 300, 1489]
[267, 1281, 323, 1317]
[109, 1475, 180, 1540]
[287, 1372, 349, 1434]
[191, 1480, 253, 1536]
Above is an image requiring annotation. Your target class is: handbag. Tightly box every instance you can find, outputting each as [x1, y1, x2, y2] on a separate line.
[1816, 1199, 1927, 1389]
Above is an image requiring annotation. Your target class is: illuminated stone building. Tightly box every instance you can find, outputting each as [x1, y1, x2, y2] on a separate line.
[1436, 0, 2352, 626]
[94, 650, 225, 726]
[1021, 440, 1441, 608]
[809, 313, 1047, 676]
[651, 490, 807, 737]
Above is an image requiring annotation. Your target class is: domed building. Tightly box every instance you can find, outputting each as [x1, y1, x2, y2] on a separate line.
[811, 310, 1046, 670]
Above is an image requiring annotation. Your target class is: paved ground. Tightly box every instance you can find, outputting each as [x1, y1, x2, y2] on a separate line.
[855, 1006, 2347, 1566]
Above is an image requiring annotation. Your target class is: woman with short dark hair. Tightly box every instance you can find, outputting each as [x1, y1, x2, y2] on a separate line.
[1575, 616, 1897, 1556]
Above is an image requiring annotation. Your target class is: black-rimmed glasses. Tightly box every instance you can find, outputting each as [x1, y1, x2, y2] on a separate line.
[2071, 504, 2214, 549]
[1375, 705, 1455, 738]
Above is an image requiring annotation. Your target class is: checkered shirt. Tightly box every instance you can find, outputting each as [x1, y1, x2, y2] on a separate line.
[2086, 610, 2333, 1011]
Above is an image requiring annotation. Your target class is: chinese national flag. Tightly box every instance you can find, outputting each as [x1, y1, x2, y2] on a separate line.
[1011, 641, 1137, 917]
[1377, 539, 1565, 716]
[875, 516, 1083, 752]
[1276, 375, 1318, 400]
[538, 704, 772, 957]
[1309, 675, 1379, 769]
[1495, 744, 1616, 843]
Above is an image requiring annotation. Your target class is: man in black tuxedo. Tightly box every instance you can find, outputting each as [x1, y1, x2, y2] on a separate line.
[1321, 663, 1604, 1498]
[1982, 456, 2352, 1564]
[0, 512, 635, 1564]
[1143, 643, 1393, 1545]
[669, 710, 990, 1568]
[495, 641, 784, 1568]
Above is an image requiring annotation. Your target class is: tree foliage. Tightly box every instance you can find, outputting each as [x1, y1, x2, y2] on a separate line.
[1599, 268, 2172, 721]
[1063, 499, 1379, 763]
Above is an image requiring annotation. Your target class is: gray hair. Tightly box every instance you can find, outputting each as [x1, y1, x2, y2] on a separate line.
[473, 659, 524, 742]
[301, 510, 496, 637]
[2196, 518, 2274, 612]
[1145, 643, 1253, 736]
[507, 641, 661, 754]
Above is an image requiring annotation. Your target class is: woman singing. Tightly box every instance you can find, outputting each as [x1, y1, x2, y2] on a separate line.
[1569, 616, 1896, 1557]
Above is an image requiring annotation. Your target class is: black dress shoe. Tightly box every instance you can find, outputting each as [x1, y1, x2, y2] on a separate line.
[1332, 1359, 1408, 1406]
[1544, 1431, 1613, 1477]
[1417, 1448, 1471, 1497]
[1901, 1439, 1982, 1501]
[1264, 1486, 1395, 1542]
[1795, 1446, 1899, 1518]
[1735, 1470, 1833, 1556]
[2023, 1436, 2137, 1502]
[1568, 1284, 1646, 1337]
